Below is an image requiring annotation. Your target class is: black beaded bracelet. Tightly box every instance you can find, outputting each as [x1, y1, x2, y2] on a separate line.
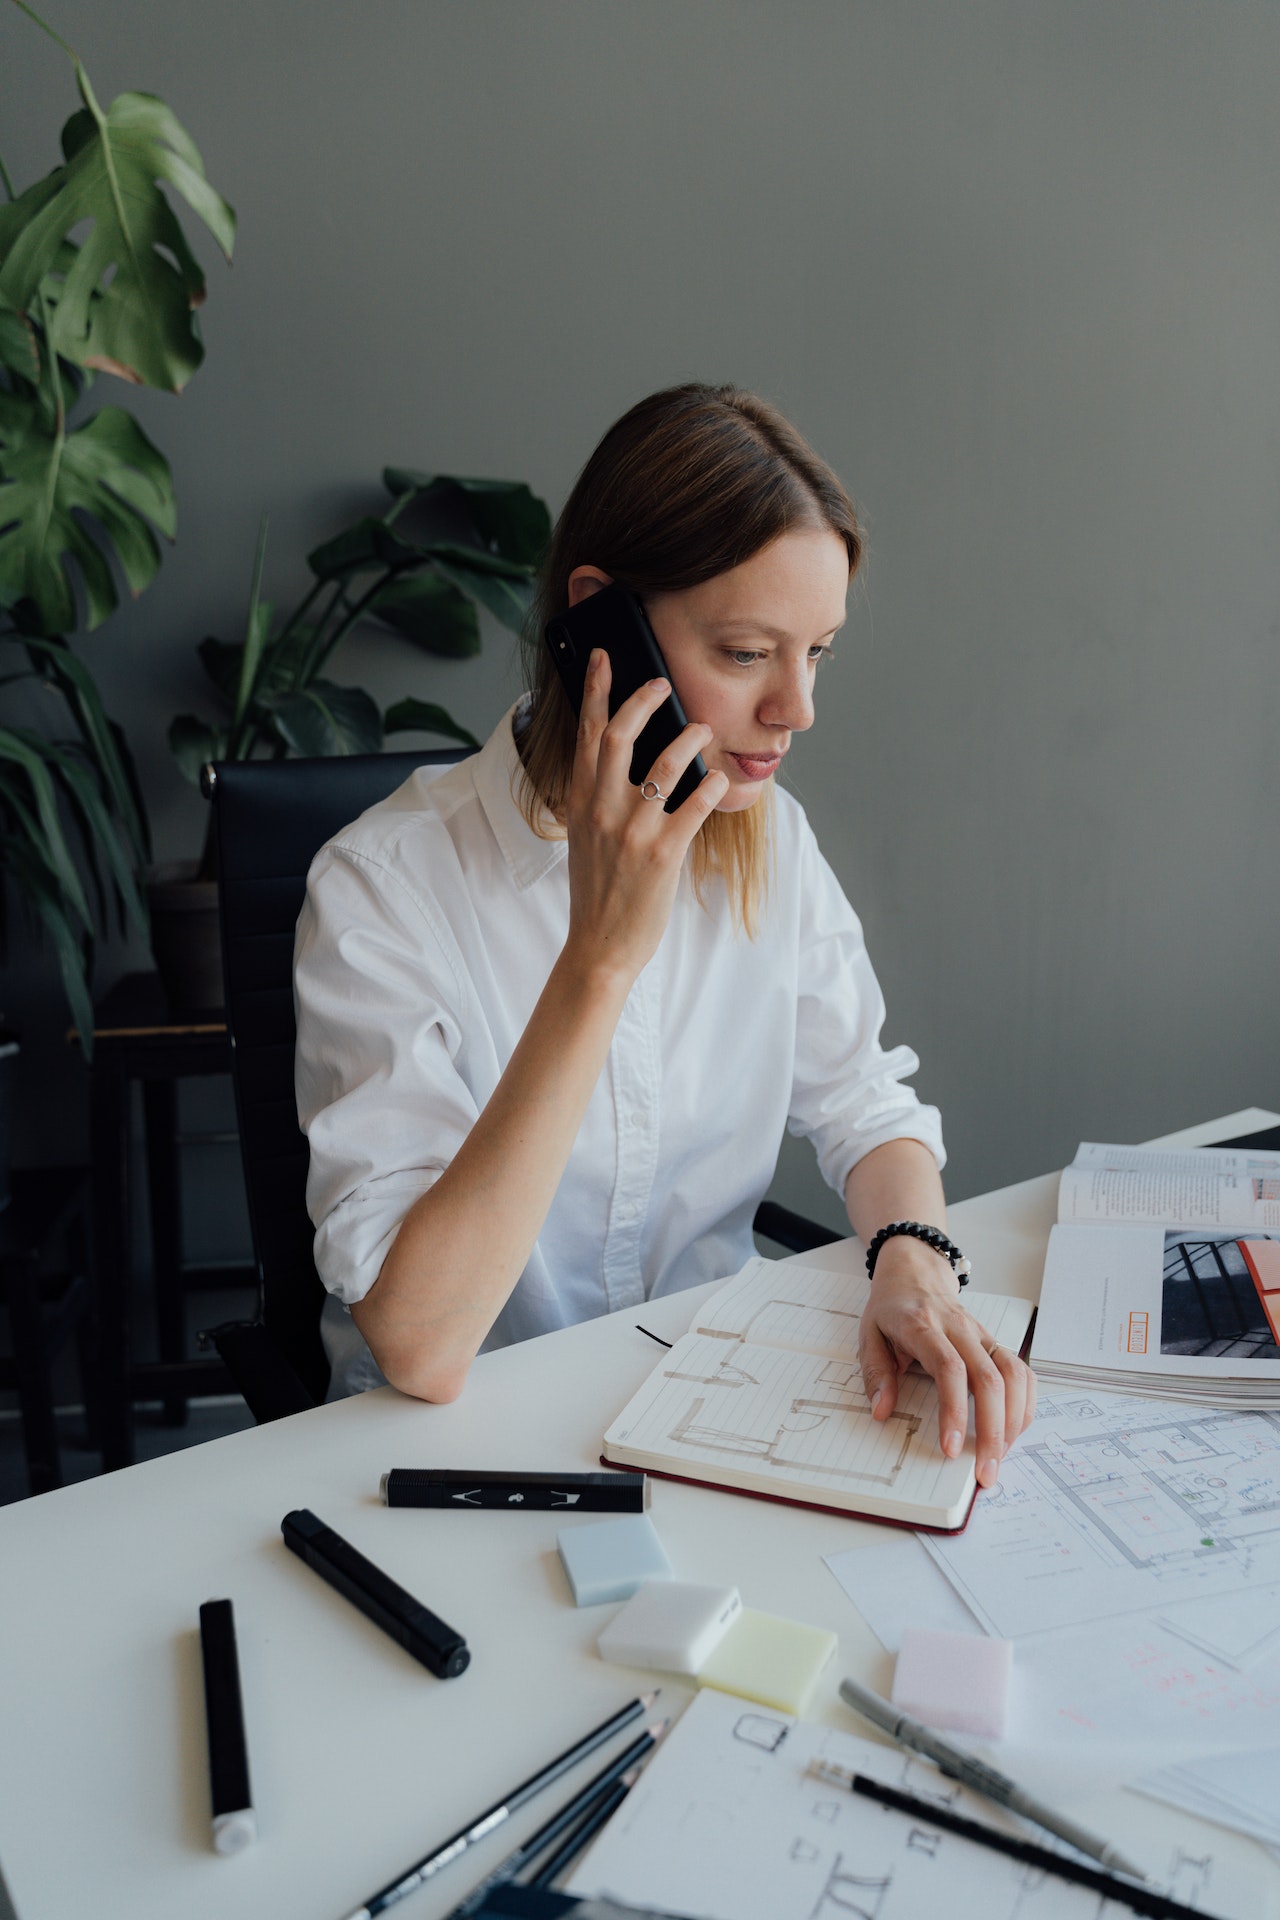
[865, 1220, 971, 1288]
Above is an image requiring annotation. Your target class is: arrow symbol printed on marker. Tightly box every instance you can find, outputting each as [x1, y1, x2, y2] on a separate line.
[550, 1492, 581, 1506]
[508, 1493, 524, 1503]
[453, 1490, 482, 1504]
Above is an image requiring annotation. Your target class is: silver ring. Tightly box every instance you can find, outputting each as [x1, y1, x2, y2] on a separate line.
[984, 1341, 1003, 1360]
[640, 780, 666, 802]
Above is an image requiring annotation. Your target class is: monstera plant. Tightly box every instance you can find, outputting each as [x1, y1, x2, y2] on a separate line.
[0, 2, 233, 1048]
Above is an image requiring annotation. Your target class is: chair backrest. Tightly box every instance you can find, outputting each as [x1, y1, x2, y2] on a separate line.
[209, 748, 473, 1404]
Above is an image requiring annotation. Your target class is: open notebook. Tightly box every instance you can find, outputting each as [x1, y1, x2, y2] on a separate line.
[603, 1258, 1034, 1531]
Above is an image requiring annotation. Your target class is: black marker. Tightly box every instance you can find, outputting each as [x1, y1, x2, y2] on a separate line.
[281, 1509, 469, 1678]
[381, 1470, 649, 1512]
[198, 1598, 256, 1854]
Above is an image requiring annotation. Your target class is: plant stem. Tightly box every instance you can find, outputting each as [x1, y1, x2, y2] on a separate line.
[293, 577, 351, 687]
[382, 488, 414, 529]
[308, 570, 395, 681]
[268, 573, 330, 673]
[232, 515, 270, 729]
[0, 149, 16, 201]
[7, 0, 77, 61]
[30, 283, 66, 588]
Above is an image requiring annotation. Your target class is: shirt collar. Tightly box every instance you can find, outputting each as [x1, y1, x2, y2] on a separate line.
[471, 698, 569, 892]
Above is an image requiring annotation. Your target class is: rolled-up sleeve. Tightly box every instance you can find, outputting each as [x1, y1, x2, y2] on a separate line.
[294, 843, 478, 1307]
[787, 821, 945, 1198]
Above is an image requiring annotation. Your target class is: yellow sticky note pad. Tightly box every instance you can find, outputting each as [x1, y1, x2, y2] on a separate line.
[694, 1608, 837, 1714]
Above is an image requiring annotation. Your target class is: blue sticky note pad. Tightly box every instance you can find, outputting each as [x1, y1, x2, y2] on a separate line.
[557, 1513, 673, 1607]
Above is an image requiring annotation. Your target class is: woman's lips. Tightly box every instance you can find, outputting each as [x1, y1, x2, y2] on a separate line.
[728, 752, 783, 781]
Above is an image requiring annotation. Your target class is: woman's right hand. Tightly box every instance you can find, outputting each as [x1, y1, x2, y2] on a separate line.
[563, 648, 728, 985]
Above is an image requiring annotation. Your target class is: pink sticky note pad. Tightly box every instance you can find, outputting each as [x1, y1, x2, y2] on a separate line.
[892, 1627, 1012, 1738]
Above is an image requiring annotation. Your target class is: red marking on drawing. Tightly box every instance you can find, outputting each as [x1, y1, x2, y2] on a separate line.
[1240, 1240, 1280, 1344]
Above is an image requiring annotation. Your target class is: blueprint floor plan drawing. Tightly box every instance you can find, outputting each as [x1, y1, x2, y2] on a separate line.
[923, 1391, 1280, 1638]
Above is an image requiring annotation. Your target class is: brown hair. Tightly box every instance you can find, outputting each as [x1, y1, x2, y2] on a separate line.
[517, 383, 863, 932]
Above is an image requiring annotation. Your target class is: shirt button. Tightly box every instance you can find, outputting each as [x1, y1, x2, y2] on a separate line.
[631, 1110, 648, 1129]
[618, 1201, 639, 1222]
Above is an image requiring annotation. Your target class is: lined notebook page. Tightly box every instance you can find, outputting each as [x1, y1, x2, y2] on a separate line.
[606, 1262, 1034, 1519]
[693, 1256, 870, 1357]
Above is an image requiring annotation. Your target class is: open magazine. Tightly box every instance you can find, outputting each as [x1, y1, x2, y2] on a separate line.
[1030, 1141, 1280, 1406]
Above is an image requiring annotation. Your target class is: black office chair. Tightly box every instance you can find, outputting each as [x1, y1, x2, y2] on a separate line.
[205, 749, 838, 1424]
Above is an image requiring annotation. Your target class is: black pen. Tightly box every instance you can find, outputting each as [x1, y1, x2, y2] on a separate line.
[446, 1725, 663, 1917]
[338, 1692, 658, 1920]
[281, 1509, 469, 1678]
[382, 1470, 649, 1513]
[198, 1598, 256, 1854]
[813, 1762, 1216, 1920]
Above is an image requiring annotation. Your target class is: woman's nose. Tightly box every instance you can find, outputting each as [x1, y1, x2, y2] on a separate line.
[760, 661, 815, 734]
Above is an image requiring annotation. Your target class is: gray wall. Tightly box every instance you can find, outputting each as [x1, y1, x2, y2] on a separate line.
[3, 0, 1277, 1235]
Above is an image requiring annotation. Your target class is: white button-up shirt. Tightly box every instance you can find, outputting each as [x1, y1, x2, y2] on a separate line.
[294, 702, 944, 1397]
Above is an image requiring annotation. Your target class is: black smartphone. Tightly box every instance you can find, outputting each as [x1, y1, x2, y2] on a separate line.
[543, 583, 708, 812]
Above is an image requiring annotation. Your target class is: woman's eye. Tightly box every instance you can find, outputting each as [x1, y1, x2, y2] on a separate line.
[809, 645, 834, 665]
[728, 649, 763, 667]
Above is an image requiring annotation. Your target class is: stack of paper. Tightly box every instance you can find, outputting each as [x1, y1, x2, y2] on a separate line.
[1028, 1144, 1280, 1406]
[1137, 1749, 1280, 1856]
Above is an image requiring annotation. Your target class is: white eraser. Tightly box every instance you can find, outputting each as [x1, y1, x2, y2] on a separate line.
[892, 1626, 1012, 1738]
[598, 1580, 741, 1675]
[557, 1513, 673, 1607]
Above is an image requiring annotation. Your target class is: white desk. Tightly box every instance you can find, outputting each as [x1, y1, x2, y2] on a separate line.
[2, 1109, 1277, 1920]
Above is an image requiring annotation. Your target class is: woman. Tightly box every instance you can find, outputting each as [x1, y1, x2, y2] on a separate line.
[295, 383, 1035, 1484]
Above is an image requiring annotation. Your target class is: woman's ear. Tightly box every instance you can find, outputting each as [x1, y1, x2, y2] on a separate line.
[566, 566, 613, 609]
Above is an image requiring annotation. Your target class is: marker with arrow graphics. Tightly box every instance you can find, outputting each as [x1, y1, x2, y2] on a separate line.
[381, 1471, 649, 1513]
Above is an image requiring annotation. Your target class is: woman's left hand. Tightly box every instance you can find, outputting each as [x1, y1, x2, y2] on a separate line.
[857, 1236, 1036, 1487]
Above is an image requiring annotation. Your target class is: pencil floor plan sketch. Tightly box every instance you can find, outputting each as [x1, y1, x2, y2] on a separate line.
[650, 1333, 928, 1488]
[921, 1391, 1280, 1638]
[668, 1378, 921, 1486]
[602, 1258, 1035, 1523]
[565, 1688, 1263, 1919]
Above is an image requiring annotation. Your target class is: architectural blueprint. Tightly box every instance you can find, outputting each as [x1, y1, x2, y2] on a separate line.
[566, 1688, 1263, 1919]
[920, 1389, 1280, 1637]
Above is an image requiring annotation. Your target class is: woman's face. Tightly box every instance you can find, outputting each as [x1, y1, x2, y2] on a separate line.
[569, 527, 849, 812]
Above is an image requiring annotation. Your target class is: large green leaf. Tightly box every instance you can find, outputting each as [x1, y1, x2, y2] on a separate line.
[428, 550, 533, 636]
[266, 680, 383, 757]
[0, 830, 95, 1052]
[18, 635, 149, 864]
[0, 725, 92, 930]
[168, 713, 225, 785]
[0, 398, 175, 631]
[308, 514, 540, 591]
[0, 82, 235, 392]
[196, 634, 242, 702]
[367, 571, 480, 657]
[40, 737, 147, 936]
[383, 472, 551, 566]
[383, 699, 480, 749]
[0, 292, 39, 384]
[306, 515, 420, 582]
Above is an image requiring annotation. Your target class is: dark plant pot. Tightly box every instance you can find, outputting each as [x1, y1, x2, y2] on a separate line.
[0, 1028, 18, 1213]
[147, 862, 225, 1014]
